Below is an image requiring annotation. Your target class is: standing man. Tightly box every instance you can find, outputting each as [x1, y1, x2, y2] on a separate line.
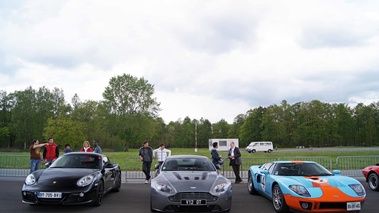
[153, 144, 171, 166]
[139, 141, 153, 184]
[93, 140, 102, 154]
[228, 141, 242, 183]
[43, 137, 59, 163]
[29, 139, 47, 173]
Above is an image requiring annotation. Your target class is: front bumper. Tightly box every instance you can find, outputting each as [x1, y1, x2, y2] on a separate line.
[150, 188, 232, 212]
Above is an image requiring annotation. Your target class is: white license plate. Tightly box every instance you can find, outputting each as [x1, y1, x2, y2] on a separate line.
[37, 192, 62, 198]
[347, 202, 361, 211]
[180, 199, 206, 205]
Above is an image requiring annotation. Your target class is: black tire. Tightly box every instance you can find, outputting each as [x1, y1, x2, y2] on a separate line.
[268, 149, 272, 153]
[93, 181, 104, 206]
[368, 173, 379, 191]
[252, 149, 256, 153]
[247, 172, 258, 195]
[272, 184, 289, 213]
[111, 171, 121, 192]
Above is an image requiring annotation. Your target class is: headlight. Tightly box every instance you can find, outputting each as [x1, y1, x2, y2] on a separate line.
[77, 175, 94, 187]
[155, 182, 173, 193]
[289, 185, 311, 197]
[349, 184, 365, 196]
[213, 182, 231, 193]
[25, 174, 36, 185]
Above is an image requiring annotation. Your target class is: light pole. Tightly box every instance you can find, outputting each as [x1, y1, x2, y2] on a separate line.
[194, 121, 198, 152]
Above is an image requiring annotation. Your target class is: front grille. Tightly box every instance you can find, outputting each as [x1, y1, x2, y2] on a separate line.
[169, 192, 216, 202]
[38, 198, 65, 204]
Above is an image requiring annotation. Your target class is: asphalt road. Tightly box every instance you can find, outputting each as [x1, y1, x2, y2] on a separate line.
[2, 177, 376, 213]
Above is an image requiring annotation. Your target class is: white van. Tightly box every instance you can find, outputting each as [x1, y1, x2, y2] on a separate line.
[245, 141, 273, 153]
[208, 139, 239, 151]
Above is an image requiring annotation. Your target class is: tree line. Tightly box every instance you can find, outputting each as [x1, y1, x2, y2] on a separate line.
[1, 73, 378, 151]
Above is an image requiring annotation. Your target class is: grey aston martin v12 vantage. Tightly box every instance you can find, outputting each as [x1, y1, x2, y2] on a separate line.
[150, 155, 232, 212]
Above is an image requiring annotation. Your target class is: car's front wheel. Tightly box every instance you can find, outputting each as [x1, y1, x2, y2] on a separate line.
[247, 172, 258, 195]
[368, 173, 379, 191]
[93, 181, 104, 206]
[272, 184, 289, 213]
[112, 171, 121, 192]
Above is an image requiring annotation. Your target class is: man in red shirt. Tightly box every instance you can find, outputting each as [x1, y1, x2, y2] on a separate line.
[43, 137, 59, 163]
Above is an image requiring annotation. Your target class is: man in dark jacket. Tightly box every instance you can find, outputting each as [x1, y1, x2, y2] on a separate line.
[139, 141, 153, 184]
[228, 141, 242, 183]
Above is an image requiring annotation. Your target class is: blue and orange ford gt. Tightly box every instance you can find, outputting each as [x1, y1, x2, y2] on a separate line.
[247, 161, 365, 213]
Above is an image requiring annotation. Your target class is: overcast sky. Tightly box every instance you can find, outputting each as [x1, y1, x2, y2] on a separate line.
[1, 0, 379, 123]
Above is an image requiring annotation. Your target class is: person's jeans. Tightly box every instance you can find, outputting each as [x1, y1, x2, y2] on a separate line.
[30, 159, 40, 174]
[142, 161, 152, 180]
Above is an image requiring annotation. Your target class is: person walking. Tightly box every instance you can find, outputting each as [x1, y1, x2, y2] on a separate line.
[80, 141, 93, 152]
[139, 141, 153, 184]
[228, 141, 242, 183]
[211, 142, 222, 169]
[43, 137, 59, 163]
[29, 139, 47, 173]
[153, 144, 171, 166]
[93, 140, 102, 154]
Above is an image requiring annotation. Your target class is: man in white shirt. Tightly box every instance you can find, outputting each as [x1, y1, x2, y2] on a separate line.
[228, 141, 242, 183]
[153, 144, 171, 166]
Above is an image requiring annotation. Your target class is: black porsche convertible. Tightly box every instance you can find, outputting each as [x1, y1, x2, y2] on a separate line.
[22, 152, 121, 206]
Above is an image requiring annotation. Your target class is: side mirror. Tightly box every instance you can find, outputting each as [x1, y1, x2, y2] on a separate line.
[45, 162, 52, 168]
[154, 164, 161, 170]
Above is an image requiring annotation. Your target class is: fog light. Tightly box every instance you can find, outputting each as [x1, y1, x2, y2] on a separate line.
[23, 191, 26, 196]
[300, 202, 312, 210]
[301, 202, 308, 209]
[79, 192, 85, 197]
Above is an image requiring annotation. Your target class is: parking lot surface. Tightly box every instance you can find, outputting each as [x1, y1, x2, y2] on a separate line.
[2, 177, 376, 213]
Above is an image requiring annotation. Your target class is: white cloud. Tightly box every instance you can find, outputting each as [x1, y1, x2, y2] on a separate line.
[1, 0, 379, 123]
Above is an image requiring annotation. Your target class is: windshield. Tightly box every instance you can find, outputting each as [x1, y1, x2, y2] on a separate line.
[162, 158, 216, 171]
[50, 154, 102, 169]
[273, 162, 332, 176]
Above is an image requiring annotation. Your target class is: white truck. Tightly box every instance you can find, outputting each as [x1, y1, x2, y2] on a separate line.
[208, 138, 239, 151]
[245, 141, 274, 153]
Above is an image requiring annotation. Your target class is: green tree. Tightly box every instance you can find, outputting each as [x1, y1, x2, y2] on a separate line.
[211, 119, 230, 139]
[239, 107, 266, 147]
[197, 118, 212, 148]
[103, 74, 160, 117]
[353, 103, 377, 146]
[43, 116, 86, 150]
[0, 91, 12, 148]
[228, 114, 245, 139]
[102, 74, 161, 149]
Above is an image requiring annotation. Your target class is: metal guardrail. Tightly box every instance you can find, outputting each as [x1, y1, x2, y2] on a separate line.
[0, 154, 117, 177]
[278, 156, 333, 170]
[0, 155, 34, 176]
[336, 156, 379, 177]
[1, 154, 373, 180]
